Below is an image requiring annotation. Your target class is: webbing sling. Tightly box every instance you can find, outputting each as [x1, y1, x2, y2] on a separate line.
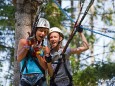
[62, 54, 73, 86]
[33, 56, 45, 74]
[50, 54, 73, 86]
[21, 54, 29, 73]
[50, 58, 62, 81]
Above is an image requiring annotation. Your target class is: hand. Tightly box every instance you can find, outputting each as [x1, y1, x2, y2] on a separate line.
[44, 47, 52, 63]
[77, 25, 83, 33]
[45, 54, 52, 63]
[33, 45, 40, 56]
[27, 36, 35, 46]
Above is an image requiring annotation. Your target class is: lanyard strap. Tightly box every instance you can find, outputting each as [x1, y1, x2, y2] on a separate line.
[62, 0, 95, 55]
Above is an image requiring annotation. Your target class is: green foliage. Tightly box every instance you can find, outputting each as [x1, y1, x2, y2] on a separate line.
[0, 0, 15, 85]
[110, 44, 115, 52]
[70, 56, 80, 73]
[73, 66, 98, 86]
[44, 1, 66, 29]
[96, 62, 115, 79]
[102, 13, 112, 25]
[0, 1, 15, 27]
[0, 0, 15, 49]
[72, 62, 115, 86]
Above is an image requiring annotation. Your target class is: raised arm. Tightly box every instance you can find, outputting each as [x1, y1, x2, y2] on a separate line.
[70, 32, 89, 55]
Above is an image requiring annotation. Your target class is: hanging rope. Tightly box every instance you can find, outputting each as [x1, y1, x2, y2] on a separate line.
[62, 0, 95, 54]
[53, 0, 74, 22]
[18, 0, 48, 57]
[83, 27, 115, 40]
[30, 0, 48, 37]
[76, 0, 85, 25]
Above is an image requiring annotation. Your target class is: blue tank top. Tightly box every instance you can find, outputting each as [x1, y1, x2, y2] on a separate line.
[20, 47, 45, 74]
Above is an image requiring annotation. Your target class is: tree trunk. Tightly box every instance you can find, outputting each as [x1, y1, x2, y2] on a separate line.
[90, 5, 95, 64]
[13, 0, 32, 85]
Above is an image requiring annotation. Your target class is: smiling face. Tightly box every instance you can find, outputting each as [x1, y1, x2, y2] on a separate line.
[35, 27, 49, 41]
[49, 32, 62, 49]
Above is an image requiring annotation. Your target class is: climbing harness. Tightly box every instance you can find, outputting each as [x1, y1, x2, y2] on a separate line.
[20, 45, 46, 86]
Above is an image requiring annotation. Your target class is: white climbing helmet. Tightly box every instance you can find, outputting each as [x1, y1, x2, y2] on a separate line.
[36, 18, 50, 29]
[48, 27, 64, 39]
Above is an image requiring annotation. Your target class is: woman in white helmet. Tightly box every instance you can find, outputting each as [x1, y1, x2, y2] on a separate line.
[47, 27, 89, 86]
[17, 18, 53, 86]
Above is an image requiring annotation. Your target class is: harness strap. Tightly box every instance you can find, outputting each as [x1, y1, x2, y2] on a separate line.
[62, 54, 73, 85]
[50, 58, 62, 86]
[21, 59, 28, 73]
[50, 54, 73, 86]
[33, 57, 45, 75]
[51, 58, 62, 80]
[21, 48, 45, 75]
[21, 52, 29, 73]
[20, 52, 29, 79]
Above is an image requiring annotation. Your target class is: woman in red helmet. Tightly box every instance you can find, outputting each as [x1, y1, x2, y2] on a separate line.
[47, 27, 89, 86]
[17, 18, 53, 86]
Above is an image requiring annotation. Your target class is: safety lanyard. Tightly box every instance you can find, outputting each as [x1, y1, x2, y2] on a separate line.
[29, 0, 48, 37]
[62, 0, 95, 55]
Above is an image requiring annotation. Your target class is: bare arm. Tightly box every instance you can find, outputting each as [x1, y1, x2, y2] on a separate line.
[36, 55, 48, 70]
[17, 39, 29, 62]
[36, 46, 50, 70]
[37, 55, 54, 77]
[70, 32, 89, 54]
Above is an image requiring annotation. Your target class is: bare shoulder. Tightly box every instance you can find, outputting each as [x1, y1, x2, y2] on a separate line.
[19, 39, 27, 44]
[18, 39, 28, 47]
